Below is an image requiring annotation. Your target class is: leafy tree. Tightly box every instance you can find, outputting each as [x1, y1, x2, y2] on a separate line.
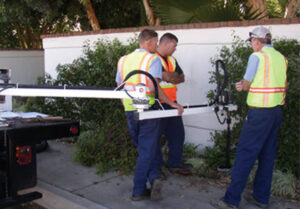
[79, 0, 146, 30]
[0, 0, 147, 48]
[0, 23, 21, 48]
[0, 0, 88, 48]
[91, 0, 147, 29]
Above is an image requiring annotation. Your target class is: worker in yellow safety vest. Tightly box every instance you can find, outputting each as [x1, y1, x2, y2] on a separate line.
[212, 26, 288, 209]
[115, 29, 183, 202]
[154, 33, 192, 178]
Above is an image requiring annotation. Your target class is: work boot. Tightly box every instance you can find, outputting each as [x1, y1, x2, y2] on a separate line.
[210, 197, 238, 209]
[157, 168, 167, 180]
[244, 193, 268, 208]
[168, 163, 193, 175]
[131, 189, 151, 201]
[150, 178, 163, 201]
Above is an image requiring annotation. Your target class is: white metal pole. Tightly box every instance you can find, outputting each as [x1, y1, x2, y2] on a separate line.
[135, 104, 238, 120]
[0, 88, 130, 99]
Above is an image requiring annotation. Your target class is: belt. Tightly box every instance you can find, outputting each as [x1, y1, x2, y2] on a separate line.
[249, 106, 264, 109]
[249, 105, 280, 109]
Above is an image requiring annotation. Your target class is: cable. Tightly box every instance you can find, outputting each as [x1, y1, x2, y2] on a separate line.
[115, 70, 160, 109]
[210, 59, 228, 106]
[210, 60, 232, 168]
[154, 98, 165, 110]
[210, 59, 230, 125]
[215, 108, 226, 124]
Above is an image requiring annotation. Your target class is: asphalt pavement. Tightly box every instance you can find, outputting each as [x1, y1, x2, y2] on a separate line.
[19, 140, 299, 209]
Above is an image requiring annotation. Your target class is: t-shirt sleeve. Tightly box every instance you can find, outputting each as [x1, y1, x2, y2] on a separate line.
[115, 69, 121, 84]
[174, 60, 183, 75]
[115, 57, 122, 84]
[243, 54, 259, 82]
[148, 57, 162, 81]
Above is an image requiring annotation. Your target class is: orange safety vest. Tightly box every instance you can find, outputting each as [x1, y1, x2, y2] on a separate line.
[156, 53, 177, 102]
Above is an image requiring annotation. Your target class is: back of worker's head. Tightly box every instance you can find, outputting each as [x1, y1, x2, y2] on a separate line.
[159, 33, 178, 44]
[138, 29, 158, 44]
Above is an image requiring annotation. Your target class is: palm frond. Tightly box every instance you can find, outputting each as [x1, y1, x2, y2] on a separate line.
[151, 0, 211, 24]
[151, 0, 268, 24]
[243, 4, 268, 20]
[206, 0, 242, 22]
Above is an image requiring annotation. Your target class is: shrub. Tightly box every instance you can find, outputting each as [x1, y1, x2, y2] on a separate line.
[249, 164, 297, 198]
[74, 120, 137, 174]
[26, 37, 139, 173]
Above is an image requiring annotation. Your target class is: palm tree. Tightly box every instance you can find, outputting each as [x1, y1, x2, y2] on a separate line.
[79, 0, 100, 30]
[147, 0, 299, 25]
[285, 0, 300, 18]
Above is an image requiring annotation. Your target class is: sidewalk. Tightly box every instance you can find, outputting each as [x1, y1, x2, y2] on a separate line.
[24, 140, 299, 209]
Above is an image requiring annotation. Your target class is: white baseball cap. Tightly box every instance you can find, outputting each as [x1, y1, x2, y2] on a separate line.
[246, 26, 271, 42]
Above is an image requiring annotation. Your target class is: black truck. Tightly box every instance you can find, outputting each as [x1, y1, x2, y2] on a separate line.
[0, 117, 80, 208]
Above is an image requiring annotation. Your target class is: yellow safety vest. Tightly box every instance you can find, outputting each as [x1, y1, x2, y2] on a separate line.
[118, 51, 157, 111]
[247, 47, 288, 107]
[156, 53, 177, 102]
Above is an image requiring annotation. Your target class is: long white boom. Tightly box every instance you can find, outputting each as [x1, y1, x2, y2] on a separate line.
[0, 86, 237, 121]
[0, 88, 129, 99]
[135, 104, 238, 120]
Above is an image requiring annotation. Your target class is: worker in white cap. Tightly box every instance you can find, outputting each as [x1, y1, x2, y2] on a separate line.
[211, 26, 288, 209]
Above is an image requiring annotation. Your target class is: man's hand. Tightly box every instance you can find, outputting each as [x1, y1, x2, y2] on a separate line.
[235, 81, 243, 92]
[235, 79, 251, 92]
[170, 102, 184, 115]
[150, 78, 184, 115]
[163, 72, 184, 84]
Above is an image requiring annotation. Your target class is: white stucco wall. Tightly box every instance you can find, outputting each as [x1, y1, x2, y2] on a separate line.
[42, 23, 300, 148]
[0, 50, 44, 84]
[0, 50, 44, 111]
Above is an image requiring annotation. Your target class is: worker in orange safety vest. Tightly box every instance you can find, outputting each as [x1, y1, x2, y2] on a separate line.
[154, 33, 193, 178]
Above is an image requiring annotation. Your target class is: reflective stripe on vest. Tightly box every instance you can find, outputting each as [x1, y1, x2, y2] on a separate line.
[247, 47, 287, 107]
[119, 51, 157, 111]
[156, 53, 177, 102]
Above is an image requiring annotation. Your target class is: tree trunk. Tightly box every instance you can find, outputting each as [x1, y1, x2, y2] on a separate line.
[84, 0, 100, 30]
[142, 0, 160, 26]
[13, 22, 27, 48]
[285, 0, 300, 18]
[246, 0, 269, 19]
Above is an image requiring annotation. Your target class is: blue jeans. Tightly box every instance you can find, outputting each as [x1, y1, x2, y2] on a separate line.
[225, 106, 282, 207]
[154, 102, 185, 169]
[125, 111, 160, 195]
